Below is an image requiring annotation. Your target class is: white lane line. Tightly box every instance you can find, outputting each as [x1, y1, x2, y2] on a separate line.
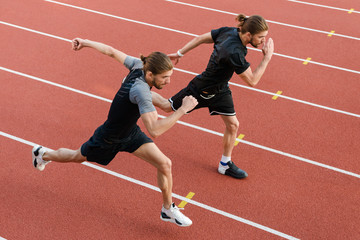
[0, 66, 112, 103]
[42, 0, 360, 75]
[288, 0, 360, 14]
[165, 0, 360, 41]
[1, 66, 359, 179]
[1, 21, 359, 119]
[0, 131, 299, 240]
[228, 82, 360, 118]
[0, 237, 7, 240]
[0, 21, 71, 42]
[272, 51, 360, 74]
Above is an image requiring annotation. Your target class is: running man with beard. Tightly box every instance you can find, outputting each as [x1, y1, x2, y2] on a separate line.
[32, 38, 198, 227]
[152, 14, 274, 179]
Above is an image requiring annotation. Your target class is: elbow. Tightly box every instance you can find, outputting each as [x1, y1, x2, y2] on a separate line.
[249, 81, 257, 87]
[246, 77, 258, 87]
[194, 35, 203, 43]
[106, 47, 116, 58]
[163, 106, 173, 113]
[148, 130, 161, 139]
[245, 80, 256, 87]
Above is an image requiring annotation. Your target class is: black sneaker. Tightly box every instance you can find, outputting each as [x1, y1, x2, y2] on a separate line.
[218, 161, 248, 179]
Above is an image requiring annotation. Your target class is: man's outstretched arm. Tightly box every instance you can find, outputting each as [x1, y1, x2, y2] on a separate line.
[72, 38, 128, 64]
[167, 32, 213, 64]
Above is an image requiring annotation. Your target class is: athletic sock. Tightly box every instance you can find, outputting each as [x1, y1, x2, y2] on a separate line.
[220, 155, 231, 166]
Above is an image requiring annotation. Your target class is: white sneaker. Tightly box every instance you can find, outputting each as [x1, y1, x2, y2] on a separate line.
[32, 145, 48, 171]
[160, 203, 192, 227]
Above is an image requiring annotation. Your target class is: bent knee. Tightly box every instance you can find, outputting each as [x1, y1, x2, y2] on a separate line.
[226, 120, 239, 132]
[158, 158, 172, 174]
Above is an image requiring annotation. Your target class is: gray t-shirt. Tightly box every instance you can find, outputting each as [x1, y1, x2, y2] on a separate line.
[124, 56, 156, 114]
[100, 56, 156, 139]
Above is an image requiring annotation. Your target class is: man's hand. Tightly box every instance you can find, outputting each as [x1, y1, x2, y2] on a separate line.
[179, 95, 198, 113]
[72, 38, 86, 51]
[262, 38, 274, 61]
[167, 53, 182, 65]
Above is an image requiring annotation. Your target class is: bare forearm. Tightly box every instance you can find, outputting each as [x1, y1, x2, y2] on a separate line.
[249, 57, 271, 86]
[73, 38, 127, 63]
[82, 39, 114, 56]
[151, 108, 187, 137]
[142, 96, 197, 138]
[179, 37, 202, 55]
[179, 33, 213, 55]
[143, 107, 187, 138]
[247, 38, 274, 86]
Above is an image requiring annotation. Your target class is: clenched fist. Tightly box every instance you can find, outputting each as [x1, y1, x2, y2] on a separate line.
[180, 95, 198, 113]
[72, 38, 86, 51]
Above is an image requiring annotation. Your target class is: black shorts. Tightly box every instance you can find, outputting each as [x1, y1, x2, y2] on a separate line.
[169, 81, 236, 116]
[81, 125, 153, 166]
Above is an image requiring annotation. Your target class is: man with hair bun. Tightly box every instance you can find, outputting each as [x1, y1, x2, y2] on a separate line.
[153, 14, 274, 179]
[31, 38, 198, 227]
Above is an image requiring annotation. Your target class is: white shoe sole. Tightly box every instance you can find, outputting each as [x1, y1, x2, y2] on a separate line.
[160, 215, 192, 227]
[218, 164, 227, 175]
[32, 145, 46, 171]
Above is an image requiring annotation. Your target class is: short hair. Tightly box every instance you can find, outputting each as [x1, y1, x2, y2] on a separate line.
[140, 52, 173, 75]
[236, 14, 269, 35]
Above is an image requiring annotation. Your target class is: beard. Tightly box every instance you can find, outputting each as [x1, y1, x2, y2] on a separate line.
[250, 38, 259, 48]
[152, 79, 163, 89]
[250, 41, 258, 48]
[249, 36, 262, 48]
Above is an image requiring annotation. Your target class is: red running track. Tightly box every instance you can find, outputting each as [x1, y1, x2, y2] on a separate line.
[1, 0, 359, 239]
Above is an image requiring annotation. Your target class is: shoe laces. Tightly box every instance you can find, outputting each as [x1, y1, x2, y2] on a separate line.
[171, 205, 187, 219]
[173, 206, 184, 211]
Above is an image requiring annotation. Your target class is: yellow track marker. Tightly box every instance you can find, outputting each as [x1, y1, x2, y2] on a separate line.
[348, 8, 354, 14]
[178, 192, 195, 208]
[272, 91, 283, 100]
[234, 134, 245, 146]
[328, 30, 335, 37]
[303, 57, 312, 65]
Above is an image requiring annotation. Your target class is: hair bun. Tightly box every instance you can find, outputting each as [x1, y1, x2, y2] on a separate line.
[140, 55, 147, 64]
